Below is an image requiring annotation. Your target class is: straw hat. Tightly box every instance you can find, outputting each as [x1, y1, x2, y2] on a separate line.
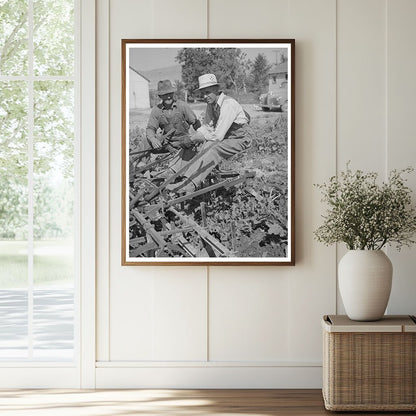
[195, 73, 219, 91]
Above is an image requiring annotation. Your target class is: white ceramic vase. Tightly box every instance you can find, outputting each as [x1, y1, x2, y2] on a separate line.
[338, 250, 393, 321]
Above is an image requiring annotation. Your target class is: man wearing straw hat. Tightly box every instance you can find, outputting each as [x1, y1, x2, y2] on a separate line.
[145, 79, 201, 151]
[166, 73, 251, 194]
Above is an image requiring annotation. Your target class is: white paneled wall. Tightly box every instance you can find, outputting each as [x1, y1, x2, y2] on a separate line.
[210, 0, 290, 38]
[96, 0, 416, 388]
[386, 0, 416, 314]
[209, 268, 290, 362]
[337, 0, 387, 172]
[110, 267, 208, 361]
[336, 0, 388, 312]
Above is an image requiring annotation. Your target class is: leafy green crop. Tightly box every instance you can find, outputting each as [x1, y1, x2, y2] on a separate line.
[129, 114, 289, 258]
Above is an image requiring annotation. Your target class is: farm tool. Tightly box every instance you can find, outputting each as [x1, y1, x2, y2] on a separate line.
[130, 141, 219, 208]
[129, 128, 181, 175]
[129, 206, 233, 258]
[128, 141, 258, 258]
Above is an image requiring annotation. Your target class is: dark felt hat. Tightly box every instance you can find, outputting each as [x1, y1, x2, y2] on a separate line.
[157, 80, 175, 96]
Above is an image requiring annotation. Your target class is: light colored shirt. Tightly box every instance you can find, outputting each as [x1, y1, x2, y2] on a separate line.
[198, 93, 249, 141]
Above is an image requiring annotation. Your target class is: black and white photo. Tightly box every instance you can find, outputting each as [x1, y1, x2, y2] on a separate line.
[122, 40, 295, 265]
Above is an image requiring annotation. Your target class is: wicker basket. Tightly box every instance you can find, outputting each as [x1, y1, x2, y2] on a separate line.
[322, 315, 416, 411]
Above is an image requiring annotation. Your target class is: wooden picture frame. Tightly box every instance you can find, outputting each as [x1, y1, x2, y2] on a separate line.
[122, 39, 295, 265]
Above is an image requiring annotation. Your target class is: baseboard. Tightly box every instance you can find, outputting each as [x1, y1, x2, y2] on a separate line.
[95, 365, 323, 388]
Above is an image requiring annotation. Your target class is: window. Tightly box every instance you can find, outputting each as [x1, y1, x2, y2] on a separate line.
[0, 0, 78, 361]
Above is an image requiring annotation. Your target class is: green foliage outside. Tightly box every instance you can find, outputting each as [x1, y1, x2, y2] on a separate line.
[32, 0, 74, 76]
[314, 165, 416, 250]
[0, 1, 74, 242]
[0, 240, 73, 288]
[0, 0, 28, 75]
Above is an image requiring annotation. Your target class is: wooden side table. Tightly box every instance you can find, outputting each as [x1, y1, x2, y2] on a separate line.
[322, 315, 416, 411]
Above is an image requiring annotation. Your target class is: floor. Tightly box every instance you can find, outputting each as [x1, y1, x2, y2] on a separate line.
[0, 389, 413, 416]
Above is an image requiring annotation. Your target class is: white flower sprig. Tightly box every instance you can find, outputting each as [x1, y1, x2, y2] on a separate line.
[314, 164, 416, 250]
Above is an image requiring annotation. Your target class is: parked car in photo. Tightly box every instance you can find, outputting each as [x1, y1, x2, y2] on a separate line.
[259, 80, 288, 112]
[258, 61, 289, 112]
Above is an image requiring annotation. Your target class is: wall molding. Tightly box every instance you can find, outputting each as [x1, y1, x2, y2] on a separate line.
[96, 366, 322, 388]
[96, 360, 321, 368]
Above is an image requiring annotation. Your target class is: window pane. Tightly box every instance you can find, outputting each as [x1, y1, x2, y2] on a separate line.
[0, 0, 28, 76]
[33, 0, 74, 76]
[0, 81, 28, 179]
[0, 289, 28, 359]
[0, 81, 28, 359]
[33, 81, 74, 266]
[33, 287, 74, 360]
[33, 81, 74, 170]
[33, 80, 74, 359]
[0, 81, 29, 277]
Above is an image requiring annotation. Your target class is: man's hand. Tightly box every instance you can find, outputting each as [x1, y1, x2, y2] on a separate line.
[148, 136, 162, 149]
[191, 131, 206, 144]
[170, 135, 193, 149]
[165, 144, 177, 153]
[180, 136, 193, 148]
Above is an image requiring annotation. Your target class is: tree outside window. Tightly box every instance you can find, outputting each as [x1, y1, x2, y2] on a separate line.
[0, 0, 76, 360]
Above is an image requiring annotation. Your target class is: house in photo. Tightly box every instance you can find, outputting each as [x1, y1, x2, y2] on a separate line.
[129, 66, 150, 109]
[269, 61, 288, 87]
[259, 60, 289, 112]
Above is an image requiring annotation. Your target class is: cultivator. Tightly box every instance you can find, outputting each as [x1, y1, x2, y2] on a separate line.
[129, 146, 256, 258]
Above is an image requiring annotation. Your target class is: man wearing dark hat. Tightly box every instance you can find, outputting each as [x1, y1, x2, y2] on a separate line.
[166, 73, 251, 194]
[146, 79, 200, 151]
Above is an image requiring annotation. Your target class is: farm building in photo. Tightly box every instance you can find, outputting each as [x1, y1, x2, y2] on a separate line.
[268, 61, 288, 86]
[129, 66, 150, 109]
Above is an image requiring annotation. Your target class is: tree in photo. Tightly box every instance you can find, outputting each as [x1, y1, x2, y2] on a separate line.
[176, 48, 250, 95]
[248, 53, 271, 94]
[173, 79, 186, 101]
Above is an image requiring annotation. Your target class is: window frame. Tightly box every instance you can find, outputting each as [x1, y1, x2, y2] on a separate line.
[0, 0, 96, 388]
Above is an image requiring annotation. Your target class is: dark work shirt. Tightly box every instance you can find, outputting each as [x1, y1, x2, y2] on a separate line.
[146, 100, 200, 140]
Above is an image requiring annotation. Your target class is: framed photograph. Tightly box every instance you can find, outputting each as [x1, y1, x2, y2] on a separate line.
[122, 39, 295, 265]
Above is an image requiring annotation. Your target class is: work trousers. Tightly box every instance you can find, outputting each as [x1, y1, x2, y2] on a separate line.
[169, 123, 251, 187]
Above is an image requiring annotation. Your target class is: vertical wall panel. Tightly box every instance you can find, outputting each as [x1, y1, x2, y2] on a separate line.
[386, 0, 416, 314]
[286, 0, 337, 361]
[337, 0, 387, 172]
[208, 0, 293, 364]
[110, 271, 154, 359]
[105, 0, 208, 362]
[336, 0, 387, 313]
[150, 0, 207, 38]
[151, 271, 208, 361]
[110, 268, 207, 361]
[96, 0, 110, 362]
[209, 268, 290, 361]
[208, 0, 337, 365]
[210, 0, 290, 37]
